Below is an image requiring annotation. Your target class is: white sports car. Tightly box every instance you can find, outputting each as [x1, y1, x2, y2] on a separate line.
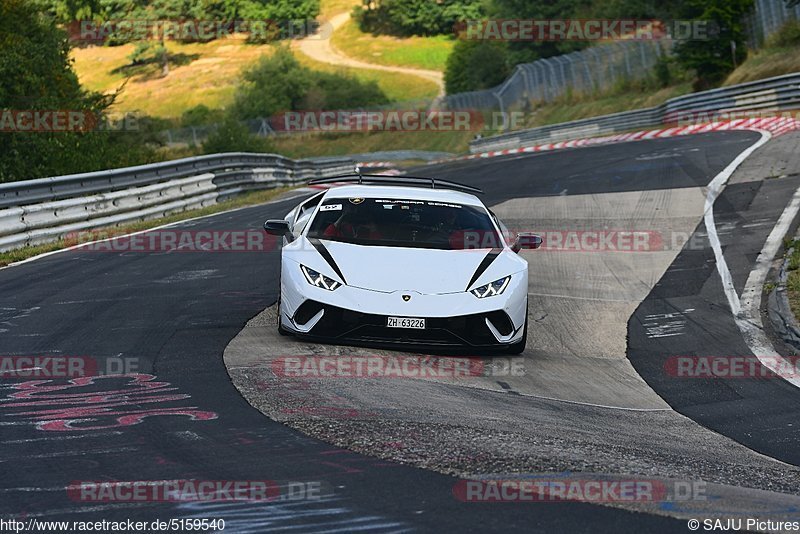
[264, 174, 541, 354]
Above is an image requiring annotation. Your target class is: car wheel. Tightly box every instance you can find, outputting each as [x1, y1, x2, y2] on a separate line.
[505, 304, 528, 355]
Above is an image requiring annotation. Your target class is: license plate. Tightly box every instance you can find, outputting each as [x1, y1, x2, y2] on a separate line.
[387, 317, 426, 329]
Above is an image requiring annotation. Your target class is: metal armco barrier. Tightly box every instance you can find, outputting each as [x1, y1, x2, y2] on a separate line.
[0, 153, 354, 252]
[470, 72, 800, 153]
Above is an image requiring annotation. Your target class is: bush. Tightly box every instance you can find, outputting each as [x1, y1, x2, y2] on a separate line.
[355, 0, 483, 37]
[766, 19, 800, 48]
[233, 47, 389, 120]
[307, 71, 388, 110]
[444, 40, 511, 94]
[181, 105, 223, 127]
[655, 56, 673, 88]
[202, 118, 270, 154]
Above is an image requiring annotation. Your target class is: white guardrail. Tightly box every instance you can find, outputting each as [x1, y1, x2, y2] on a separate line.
[470, 72, 800, 153]
[0, 153, 354, 252]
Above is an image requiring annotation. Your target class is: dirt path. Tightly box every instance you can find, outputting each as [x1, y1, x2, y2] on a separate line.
[295, 11, 445, 97]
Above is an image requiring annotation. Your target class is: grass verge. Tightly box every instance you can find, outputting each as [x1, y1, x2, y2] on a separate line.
[0, 186, 294, 268]
[320, 0, 358, 19]
[294, 52, 440, 102]
[72, 40, 275, 119]
[520, 82, 694, 130]
[786, 240, 800, 319]
[268, 129, 474, 158]
[331, 17, 454, 71]
[724, 22, 800, 86]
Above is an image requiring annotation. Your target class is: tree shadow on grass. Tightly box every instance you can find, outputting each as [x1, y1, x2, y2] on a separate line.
[111, 53, 201, 81]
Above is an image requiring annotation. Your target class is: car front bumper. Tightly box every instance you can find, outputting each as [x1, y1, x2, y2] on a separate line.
[279, 259, 527, 350]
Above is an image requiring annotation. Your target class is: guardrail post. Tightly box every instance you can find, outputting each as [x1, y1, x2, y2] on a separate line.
[620, 42, 632, 77]
[541, 58, 558, 101]
[494, 92, 505, 120]
[588, 48, 603, 91]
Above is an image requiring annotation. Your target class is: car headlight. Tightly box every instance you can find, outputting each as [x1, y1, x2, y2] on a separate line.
[471, 276, 511, 298]
[300, 265, 341, 290]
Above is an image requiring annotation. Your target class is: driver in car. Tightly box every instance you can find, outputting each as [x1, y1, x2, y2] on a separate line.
[323, 204, 384, 239]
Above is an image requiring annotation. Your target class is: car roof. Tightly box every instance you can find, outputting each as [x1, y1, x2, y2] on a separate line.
[320, 184, 485, 207]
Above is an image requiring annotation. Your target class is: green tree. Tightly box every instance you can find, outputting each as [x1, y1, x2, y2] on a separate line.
[233, 47, 388, 119]
[234, 47, 311, 119]
[487, 0, 588, 64]
[444, 40, 510, 93]
[0, 0, 155, 182]
[674, 0, 754, 89]
[356, 0, 483, 36]
[42, 0, 102, 20]
[133, 0, 205, 76]
[238, 0, 320, 20]
[42, 0, 321, 43]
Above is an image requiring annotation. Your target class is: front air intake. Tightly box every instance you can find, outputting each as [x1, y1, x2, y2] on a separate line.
[294, 300, 325, 326]
[485, 311, 514, 337]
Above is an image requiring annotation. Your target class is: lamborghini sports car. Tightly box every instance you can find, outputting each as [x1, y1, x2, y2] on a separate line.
[263, 174, 541, 353]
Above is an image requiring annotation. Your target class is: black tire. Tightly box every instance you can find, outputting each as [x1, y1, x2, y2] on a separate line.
[505, 304, 528, 355]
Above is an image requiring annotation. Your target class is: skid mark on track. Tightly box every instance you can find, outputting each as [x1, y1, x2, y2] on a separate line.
[177, 498, 411, 533]
[643, 309, 695, 339]
[155, 270, 221, 284]
[0, 307, 40, 333]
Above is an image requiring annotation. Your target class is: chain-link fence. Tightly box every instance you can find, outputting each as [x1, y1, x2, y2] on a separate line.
[162, 119, 275, 146]
[442, 40, 669, 113]
[747, 0, 800, 47]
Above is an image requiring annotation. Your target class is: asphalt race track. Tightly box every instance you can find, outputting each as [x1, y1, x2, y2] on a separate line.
[2, 130, 800, 532]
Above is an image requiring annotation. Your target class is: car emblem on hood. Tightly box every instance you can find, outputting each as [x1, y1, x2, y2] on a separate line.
[349, 197, 365, 204]
[402, 295, 411, 302]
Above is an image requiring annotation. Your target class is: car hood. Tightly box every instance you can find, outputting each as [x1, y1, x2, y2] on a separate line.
[288, 237, 526, 295]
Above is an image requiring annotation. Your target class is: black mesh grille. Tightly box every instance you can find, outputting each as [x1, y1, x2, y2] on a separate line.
[293, 301, 516, 348]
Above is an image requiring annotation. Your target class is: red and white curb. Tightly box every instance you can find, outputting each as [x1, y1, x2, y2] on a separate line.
[445, 117, 800, 164]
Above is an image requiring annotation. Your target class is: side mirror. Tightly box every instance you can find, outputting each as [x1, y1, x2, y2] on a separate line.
[512, 232, 542, 253]
[264, 219, 292, 238]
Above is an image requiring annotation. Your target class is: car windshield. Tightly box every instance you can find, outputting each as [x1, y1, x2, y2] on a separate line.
[306, 197, 503, 250]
